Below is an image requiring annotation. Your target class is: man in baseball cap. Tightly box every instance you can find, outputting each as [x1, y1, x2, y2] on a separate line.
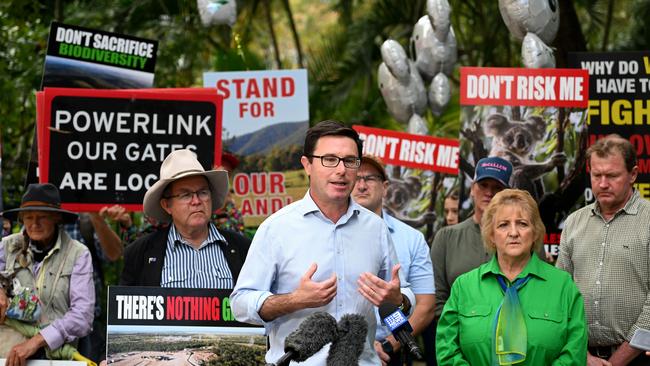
[120, 149, 250, 288]
[430, 156, 516, 333]
[473, 156, 512, 188]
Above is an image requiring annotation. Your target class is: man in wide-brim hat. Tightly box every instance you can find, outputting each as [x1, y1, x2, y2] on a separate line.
[120, 149, 250, 288]
[0, 183, 94, 364]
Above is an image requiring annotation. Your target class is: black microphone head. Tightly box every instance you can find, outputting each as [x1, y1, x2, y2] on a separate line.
[378, 302, 399, 319]
[326, 313, 368, 366]
[284, 311, 339, 362]
[378, 302, 413, 333]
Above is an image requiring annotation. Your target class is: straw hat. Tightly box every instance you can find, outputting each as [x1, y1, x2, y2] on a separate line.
[143, 149, 228, 222]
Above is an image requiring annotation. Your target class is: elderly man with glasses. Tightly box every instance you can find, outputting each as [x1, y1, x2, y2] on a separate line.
[231, 120, 413, 366]
[120, 149, 250, 288]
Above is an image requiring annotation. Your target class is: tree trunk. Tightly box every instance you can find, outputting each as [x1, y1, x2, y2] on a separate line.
[280, 0, 304, 68]
[601, 0, 615, 51]
[264, 0, 282, 69]
[338, 0, 353, 26]
[553, 0, 588, 68]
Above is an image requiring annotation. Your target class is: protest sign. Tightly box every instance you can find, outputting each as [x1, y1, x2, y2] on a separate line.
[37, 87, 223, 211]
[43, 21, 157, 89]
[352, 126, 460, 242]
[461, 67, 588, 107]
[107, 286, 265, 365]
[204, 70, 309, 227]
[354, 126, 459, 174]
[26, 22, 159, 189]
[459, 66, 589, 257]
[568, 51, 650, 201]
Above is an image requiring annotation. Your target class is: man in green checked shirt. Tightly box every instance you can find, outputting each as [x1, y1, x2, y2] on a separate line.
[557, 134, 650, 366]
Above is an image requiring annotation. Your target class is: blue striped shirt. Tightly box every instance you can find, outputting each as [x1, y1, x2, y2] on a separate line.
[160, 222, 233, 289]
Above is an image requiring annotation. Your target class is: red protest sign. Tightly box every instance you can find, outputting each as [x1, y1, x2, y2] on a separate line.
[460, 67, 589, 108]
[353, 125, 459, 174]
[37, 87, 223, 211]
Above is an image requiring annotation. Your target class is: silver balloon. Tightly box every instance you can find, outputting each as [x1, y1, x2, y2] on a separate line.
[426, 0, 451, 42]
[498, 0, 559, 44]
[407, 114, 429, 135]
[522, 32, 555, 68]
[197, 0, 237, 27]
[428, 72, 451, 116]
[381, 39, 411, 84]
[378, 40, 427, 124]
[412, 17, 457, 80]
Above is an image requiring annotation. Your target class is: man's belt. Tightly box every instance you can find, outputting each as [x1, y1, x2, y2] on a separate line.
[588, 345, 618, 359]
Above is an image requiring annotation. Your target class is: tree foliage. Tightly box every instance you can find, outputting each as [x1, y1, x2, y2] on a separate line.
[1, 0, 649, 206]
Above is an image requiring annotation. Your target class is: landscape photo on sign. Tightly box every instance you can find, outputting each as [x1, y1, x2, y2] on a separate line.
[107, 286, 266, 366]
[204, 70, 310, 227]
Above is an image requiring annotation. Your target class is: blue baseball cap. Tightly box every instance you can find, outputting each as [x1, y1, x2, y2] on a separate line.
[473, 157, 513, 188]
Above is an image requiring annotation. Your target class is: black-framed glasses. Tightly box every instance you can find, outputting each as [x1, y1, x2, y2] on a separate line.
[355, 174, 383, 183]
[164, 189, 211, 203]
[309, 155, 361, 169]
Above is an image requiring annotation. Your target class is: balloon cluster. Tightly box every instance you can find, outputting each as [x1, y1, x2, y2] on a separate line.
[499, 0, 560, 68]
[378, 0, 457, 135]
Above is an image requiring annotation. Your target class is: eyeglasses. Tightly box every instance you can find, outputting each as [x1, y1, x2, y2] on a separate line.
[355, 174, 384, 183]
[164, 189, 211, 203]
[309, 155, 361, 169]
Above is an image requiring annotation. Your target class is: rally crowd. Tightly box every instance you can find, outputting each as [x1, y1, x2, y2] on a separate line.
[1, 120, 649, 366]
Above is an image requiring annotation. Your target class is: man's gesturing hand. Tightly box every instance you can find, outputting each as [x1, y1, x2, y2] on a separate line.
[293, 263, 337, 309]
[357, 264, 402, 306]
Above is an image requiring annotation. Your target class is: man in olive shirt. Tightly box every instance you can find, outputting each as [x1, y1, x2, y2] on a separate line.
[557, 135, 650, 366]
[430, 156, 513, 319]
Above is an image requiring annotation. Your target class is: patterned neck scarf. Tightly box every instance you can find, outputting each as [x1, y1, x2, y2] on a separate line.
[492, 274, 530, 365]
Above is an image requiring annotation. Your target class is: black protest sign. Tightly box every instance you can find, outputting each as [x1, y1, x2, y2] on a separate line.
[568, 51, 650, 199]
[38, 88, 223, 211]
[107, 286, 261, 328]
[27, 22, 159, 190]
[47, 21, 157, 74]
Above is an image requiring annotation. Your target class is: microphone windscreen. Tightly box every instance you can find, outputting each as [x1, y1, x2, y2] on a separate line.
[326, 313, 368, 366]
[284, 311, 339, 362]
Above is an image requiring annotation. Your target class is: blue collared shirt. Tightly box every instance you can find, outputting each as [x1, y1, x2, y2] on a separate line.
[376, 212, 435, 341]
[161, 222, 233, 289]
[231, 192, 406, 365]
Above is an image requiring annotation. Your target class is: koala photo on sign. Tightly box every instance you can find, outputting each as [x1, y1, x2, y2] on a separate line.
[458, 104, 589, 258]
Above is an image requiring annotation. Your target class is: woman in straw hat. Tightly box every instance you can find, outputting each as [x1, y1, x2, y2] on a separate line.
[0, 183, 94, 365]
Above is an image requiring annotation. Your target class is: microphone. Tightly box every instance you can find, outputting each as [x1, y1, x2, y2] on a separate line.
[273, 311, 339, 366]
[326, 313, 368, 366]
[378, 302, 422, 359]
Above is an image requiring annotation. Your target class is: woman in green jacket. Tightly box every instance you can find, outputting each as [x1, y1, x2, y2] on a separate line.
[436, 189, 587, 365]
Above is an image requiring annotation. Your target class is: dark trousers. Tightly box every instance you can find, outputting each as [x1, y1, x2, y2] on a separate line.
[387, 349, 404, 366]
[77, 318, 107, 363]
[421, 318, 438, 366]
[388, 349, 415, 366]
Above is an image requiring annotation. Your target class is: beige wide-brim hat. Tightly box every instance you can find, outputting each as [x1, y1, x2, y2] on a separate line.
[143, 149, 229, 222]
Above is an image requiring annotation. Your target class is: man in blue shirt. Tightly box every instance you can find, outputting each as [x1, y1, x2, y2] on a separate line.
[352, 155, 436, 365]
[231, 120, 412, 365]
